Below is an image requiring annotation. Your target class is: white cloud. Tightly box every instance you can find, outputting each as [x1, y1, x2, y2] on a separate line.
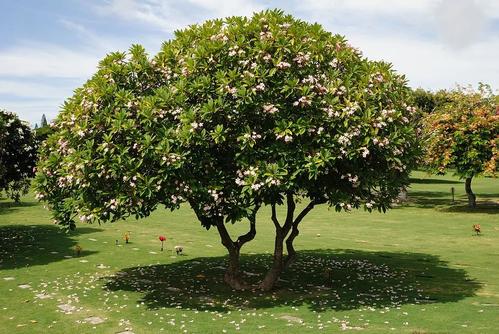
[434, 0, 486, 49]
[0, 43, 100, 78]
[296, 0, 433, 15]
[2, 0, 499, 125]
[94, 0, 263, 32]
[0, 80, 75, 99]
[348, 32, 499, 89]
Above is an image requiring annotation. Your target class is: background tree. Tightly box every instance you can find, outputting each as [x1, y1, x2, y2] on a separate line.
[422, 84, 498, 207]
[0, 109, 38, 202]
[40, 114, 48, 128]
[412, 88, 452, 114]
[34, 114, 54, 143]
[35, 10, 419, 290]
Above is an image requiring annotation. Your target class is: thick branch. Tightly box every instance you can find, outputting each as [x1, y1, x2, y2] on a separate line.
[271, 203, 281, 230]
[283, 192, 296, 230]
[236, 202, 261, 247]
[293, 199, 319, 227]
[284, 198, 326, 268]
[215, 218, 236, 250]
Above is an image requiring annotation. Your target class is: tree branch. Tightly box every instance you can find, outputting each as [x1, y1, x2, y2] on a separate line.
[283, 198, 326, 268]
[293, 199, 319, 227]
[236, 202, 261, 247]
[215, 217, 236, 250]
[271, 203, 281, 230]
[283, 192, 296, 230]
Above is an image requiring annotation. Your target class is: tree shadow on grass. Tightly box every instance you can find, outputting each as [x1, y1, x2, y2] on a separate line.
[401, 191, 499, 214]
[103, 249, 480, 312]
[440, 203, 499, 215]
[0, 225, 101, 270]
[0, 200, 39, 215]
[409, 178, 463, 185]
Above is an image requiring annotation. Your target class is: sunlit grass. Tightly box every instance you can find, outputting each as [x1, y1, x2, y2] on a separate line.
[0, 171, 498, 333]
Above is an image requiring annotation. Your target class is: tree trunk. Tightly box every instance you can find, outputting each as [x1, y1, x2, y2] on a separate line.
[283, 224, 299, 269]
[189, 199, 260, 290]
[224, 246, 248, 290]
[465, 177, 476, 208]
[216, 220, 249, 290]
[213, 203, 260, 290]
[259, 230, 286, 291]
[258, 197, 324, 291]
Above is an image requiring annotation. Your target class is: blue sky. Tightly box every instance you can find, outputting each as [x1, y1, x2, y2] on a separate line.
[1, 0, 498, 125]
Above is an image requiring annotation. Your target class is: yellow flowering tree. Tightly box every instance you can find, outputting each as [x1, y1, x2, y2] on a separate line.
[422, 84, 498, 207]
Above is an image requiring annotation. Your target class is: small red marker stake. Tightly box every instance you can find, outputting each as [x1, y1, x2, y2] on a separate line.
[159, 235, 166, 251]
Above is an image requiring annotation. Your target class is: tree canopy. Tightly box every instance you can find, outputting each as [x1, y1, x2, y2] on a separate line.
[35, 10, 419, 290]
[422, 84, 498, 207]
[0, 109, 38, 202]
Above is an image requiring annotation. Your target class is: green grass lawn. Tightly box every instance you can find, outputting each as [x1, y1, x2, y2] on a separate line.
[1, 171, 498, 333]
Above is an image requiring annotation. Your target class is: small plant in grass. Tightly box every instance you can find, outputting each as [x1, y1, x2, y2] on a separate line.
[73, 244, 82, 256]
[159, 235, 166, 251]
[123, 232, 131, 244]
[473, 224, 481, 236]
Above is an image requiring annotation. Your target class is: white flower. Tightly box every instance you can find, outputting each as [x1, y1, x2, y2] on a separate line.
[293, 52, 310, 66]
[254, 82, 265, 92]
[361, 147, 370, 158]
[329, 58, 339, 68]
[263, 104, 278, 114]
[225, 85, 237, 95]
[293, 96, 312, 108]
[276, 61, 291, 69]
[284, 135, 293, 143]
[259, 31, 273, 40]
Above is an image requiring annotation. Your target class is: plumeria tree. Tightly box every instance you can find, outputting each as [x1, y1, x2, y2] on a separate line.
[0, 109, 37, 202]
[422, 84, 498, 208]
[35, 10, 419, 290]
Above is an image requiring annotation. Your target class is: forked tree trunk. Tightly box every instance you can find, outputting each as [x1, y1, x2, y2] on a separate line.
[465, 177, 476, 208]
[258, 196, 322, 291]
[191, 201, 259, 290]
[215, 204, 260, 290]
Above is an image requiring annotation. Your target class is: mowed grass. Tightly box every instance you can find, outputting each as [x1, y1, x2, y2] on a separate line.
[0, 171, 498, 334]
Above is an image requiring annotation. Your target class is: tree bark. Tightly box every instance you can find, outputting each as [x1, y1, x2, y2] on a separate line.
[465, 177, 476, 208]
[215, 219, 250, 290]
[259, 195, 295, 291]
[259, 229, 286, 291]
[259, 195, 323, 291]
[216, 202, 261, 290]
[284, 199, 322, 269]
[191, 201, 260, 290]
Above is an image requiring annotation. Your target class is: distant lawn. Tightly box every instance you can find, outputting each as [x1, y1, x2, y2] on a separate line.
[1, 171, 498, 333]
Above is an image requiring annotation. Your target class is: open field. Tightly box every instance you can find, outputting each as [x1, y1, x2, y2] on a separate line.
[1, 171, 498, 333]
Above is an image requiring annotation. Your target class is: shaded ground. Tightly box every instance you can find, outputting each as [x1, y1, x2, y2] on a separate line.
[404, 190, 499, 214]
[409, 177, 463, 185]
[0, 225, 100, 269]
[104, 249, 481, 312]
[0, 200, 38, 215]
